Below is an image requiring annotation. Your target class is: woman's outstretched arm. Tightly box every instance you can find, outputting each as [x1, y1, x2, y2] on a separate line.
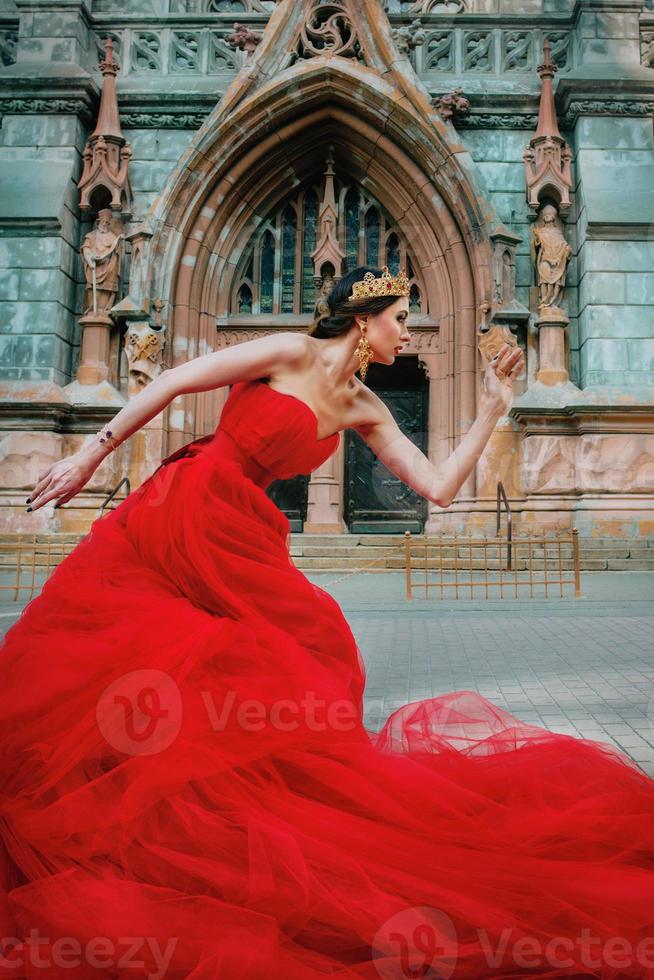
[26, 332, 307, 512]
[353, 344, 524, 509]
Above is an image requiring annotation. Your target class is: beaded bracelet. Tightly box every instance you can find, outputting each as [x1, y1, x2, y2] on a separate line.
[96, 426, 121, 451]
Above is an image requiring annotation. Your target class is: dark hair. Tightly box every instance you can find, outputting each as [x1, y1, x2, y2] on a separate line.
[308, 266, 402, 339]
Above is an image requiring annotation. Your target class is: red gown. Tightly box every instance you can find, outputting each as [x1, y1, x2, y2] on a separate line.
[1, 378, 654, 980]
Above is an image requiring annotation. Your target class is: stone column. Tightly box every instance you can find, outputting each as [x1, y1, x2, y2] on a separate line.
[76, 312, 113, 385]
[536, 309, 570, 386]
[304, 441, 345, 532]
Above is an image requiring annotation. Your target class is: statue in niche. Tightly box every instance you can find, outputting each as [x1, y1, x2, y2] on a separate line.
[319, 269, 336, 300]
[81, 209, 124, 316]
[531, 202, 571, 312]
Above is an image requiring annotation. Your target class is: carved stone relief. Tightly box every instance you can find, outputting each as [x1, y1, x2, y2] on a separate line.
[522, 435, 654, 495]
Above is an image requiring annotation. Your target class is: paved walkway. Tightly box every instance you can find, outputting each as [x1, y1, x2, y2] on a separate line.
[2, 571, 653, 777]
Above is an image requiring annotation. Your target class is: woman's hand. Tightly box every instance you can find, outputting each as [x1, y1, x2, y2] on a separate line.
[26, 452, 99, 513]
[482, 343, 525, 416]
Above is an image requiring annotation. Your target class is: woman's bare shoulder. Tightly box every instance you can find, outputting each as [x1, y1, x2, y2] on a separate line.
[342, 379, 392, 432]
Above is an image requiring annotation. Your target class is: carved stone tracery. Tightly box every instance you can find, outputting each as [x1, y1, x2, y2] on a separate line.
[297, 3, 361, 61]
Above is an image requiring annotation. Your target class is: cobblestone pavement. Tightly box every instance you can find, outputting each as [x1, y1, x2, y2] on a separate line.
[2, 571, 653, 777]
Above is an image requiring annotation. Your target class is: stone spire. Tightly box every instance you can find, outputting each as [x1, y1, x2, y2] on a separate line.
[78, 38, 132, 215]
[524, 38, 572, 214]
[311, 146, 345, 283]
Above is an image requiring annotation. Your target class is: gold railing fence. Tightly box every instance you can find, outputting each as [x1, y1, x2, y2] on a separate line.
[0, 532, 85, 601]
[404, 527, 582, 600]
[0, 479, 131, 602]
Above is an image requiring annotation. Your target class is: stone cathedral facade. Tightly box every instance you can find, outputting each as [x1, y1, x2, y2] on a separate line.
[0, 0, 653, 538]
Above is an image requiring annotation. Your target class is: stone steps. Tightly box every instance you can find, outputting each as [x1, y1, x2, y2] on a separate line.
[289, 534, 654, 572]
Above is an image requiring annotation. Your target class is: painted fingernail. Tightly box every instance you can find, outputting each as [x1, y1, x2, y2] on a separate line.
[26, 498, 31, 503]
[26, 506, 32, 512]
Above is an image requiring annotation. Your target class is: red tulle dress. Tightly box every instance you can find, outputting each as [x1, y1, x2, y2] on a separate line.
[1, 378, 654, 980]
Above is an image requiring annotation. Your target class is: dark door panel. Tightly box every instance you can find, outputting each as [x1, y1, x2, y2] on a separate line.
[345, 359, 429, 534]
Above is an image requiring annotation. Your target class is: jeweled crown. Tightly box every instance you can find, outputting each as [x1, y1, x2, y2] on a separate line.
[349, 266, 410, 301]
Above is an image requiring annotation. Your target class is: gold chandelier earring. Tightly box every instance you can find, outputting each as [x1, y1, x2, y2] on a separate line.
[354, 323, 374, 382]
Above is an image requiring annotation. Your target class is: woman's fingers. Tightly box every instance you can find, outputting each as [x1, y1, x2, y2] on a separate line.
[32, 484, 71, 511]
[494, 346, 523, 380]
[30, 471, 54, 500]
[28, 481, 55, 510]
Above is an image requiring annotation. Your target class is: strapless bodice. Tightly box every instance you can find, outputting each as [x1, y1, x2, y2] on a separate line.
[200, 378, 341, 488]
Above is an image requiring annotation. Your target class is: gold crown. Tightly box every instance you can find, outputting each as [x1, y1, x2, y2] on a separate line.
[349, 266, 410, 301]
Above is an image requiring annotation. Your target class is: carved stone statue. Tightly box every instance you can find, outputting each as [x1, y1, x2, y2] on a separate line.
[81, 209, 124, 315]
[531, 203, 571, 311]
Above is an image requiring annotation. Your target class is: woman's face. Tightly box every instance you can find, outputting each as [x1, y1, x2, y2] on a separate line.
[359, 297, 411, 366]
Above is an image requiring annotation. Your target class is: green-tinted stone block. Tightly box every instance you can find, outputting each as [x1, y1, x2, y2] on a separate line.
[478, 162, 525, 193]
[460, 130, 505, 163]
[581, 305, 652, 340]
[132, 191, 159, 215]
[1, 114, 83, 148]
[627, 339, 654, 371]
[125, 128, 193, 162]
[121, 130, 160, 159]
[579, 337, 629, 375]
[31, 13, 84, 37]
[34, 334, 57, 368]
[579, 37, 640, 64]
[574, 117, 654, 152]
[578, 272, 625, 310]
[0, 335, 16, 369]
[576, 148, 654, 225]
[486, 192, 525, 226]
[0, 300, 70, 337]
[503, 130, 533, 163]
[130, 159, 179, 194]
[0, 237, 62, 269]
[625, 273, 654, 305]
[19, 268, 76, 309]
[0, 270, 20, 301]
[581, 240, 654, 274]
[621, 371, 654, 386]
[577, 11, 597, 38]
[0, 159, 75, 221]
[583, 370, 629, 386]
[515, 254, 533, 288]
[14, 335, 36, 367]
[595, 12, 640, 40]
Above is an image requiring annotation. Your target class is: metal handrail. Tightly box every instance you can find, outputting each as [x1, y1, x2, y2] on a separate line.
[496, 481, 512, 570]
[98, 477, 131, 518]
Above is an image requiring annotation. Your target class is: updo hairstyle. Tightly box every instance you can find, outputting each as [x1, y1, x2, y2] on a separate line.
[308, 266, 401, 340]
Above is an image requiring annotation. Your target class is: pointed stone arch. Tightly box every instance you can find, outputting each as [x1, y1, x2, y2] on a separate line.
[142, 4, 500, 522]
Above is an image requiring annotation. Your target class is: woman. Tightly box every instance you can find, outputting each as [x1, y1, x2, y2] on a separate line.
[2, 267, 653, 979]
